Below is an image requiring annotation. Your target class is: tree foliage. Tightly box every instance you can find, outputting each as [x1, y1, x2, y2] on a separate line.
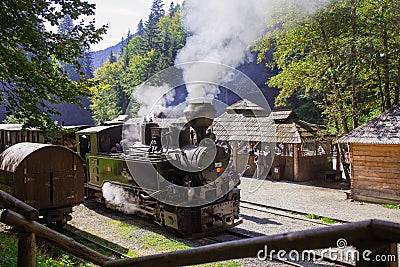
[90, 1, 186, 123]
[0, 0, 107, 129]
[256, 0, 400, 135]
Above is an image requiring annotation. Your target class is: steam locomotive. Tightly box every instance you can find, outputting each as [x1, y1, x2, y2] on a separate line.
[76, 102, 242, 236]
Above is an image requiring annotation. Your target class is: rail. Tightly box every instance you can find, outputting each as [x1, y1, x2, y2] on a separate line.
[0, 188, 399, 267]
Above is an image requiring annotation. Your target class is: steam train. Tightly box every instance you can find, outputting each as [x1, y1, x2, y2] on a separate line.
[78, 102, 241, 236]
[0, 102, 242, 236]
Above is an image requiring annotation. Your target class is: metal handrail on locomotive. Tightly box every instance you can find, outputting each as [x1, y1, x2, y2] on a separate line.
[77, 102, 242, 236]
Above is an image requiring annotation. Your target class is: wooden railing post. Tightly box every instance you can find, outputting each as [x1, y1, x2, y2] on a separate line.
[17, 232, 36, 267]
[1, 209, 112, 266]
[355, 241, 398, 267]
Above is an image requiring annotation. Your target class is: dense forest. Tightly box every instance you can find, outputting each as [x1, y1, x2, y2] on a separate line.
[90, 1, 185, 123]
[1, 0, 399, 136]
[256, 0, 400, 135]
[0, 0, 107, 130]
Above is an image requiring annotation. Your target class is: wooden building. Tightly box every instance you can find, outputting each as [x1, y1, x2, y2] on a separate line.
[212, 99, 335, 181]
[337, 104, 400, 204]
[0, 124, 89, 152]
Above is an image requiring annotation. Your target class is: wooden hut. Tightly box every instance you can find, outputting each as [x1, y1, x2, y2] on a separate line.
[337, 104, 400, 204]
[212, 99, 335, 181]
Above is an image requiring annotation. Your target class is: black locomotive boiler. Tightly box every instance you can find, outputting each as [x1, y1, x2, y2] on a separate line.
[0, 143, 85, 225]
[78, 102, 242, 236]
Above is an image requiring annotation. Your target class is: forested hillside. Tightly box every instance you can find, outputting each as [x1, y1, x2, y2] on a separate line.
[256, 0, 400, 135]
[90, 1, 186, 123]
[2, 0, 399, 133]
[0, 1, 107, 129]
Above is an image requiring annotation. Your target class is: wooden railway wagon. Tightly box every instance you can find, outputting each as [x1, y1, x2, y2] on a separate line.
[0, 143, 85, 225]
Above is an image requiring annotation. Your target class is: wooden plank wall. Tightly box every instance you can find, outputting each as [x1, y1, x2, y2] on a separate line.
[351, 144, 400, 204]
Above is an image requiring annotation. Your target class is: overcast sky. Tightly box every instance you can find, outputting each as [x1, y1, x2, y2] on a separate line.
[89, 0, 184, 51]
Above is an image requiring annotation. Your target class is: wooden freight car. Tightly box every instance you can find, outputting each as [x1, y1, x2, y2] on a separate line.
[0, 142, 85, 225]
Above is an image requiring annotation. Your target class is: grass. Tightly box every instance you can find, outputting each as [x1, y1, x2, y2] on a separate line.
[305, 213, 319, 220]
[106, 220, 240, 266]
[141, 232, 191, 251]
[381, 204, 400, 209]
[320, 217, 336, 224]
[108, 220, 139, 234]
[0, 230, 94, 267]
[305, 214, 336, 224]
[107, 220, 190, 252]
[0, 219, 241, 267]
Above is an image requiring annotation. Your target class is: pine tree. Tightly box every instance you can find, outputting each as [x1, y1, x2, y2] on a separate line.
[139, 0, 165, 53]
[82, 51, 94, 78]
[58, 15, 80, 81]
[126, 29, 133, 42]
[169, 2, 176, 18]
[150, 0, 165, 21]
[119, 37, 125, 56]
[108, 51, 117, 64]
[58, 14, 74, 35]
[136, 19, 144, 36]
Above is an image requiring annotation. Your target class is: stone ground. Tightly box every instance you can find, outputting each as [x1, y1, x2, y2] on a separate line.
[239, 177, 400, 223]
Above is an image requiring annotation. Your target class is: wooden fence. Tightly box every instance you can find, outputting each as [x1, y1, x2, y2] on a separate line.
[0, 189, 399, 267]
[0, 190, 111, 266]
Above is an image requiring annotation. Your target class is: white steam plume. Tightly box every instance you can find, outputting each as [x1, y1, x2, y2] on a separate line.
[133, 83, 176, 119]
[175, 0, 271, 102]
[102, 182, 141, 214]
[175, 0, 328, 102]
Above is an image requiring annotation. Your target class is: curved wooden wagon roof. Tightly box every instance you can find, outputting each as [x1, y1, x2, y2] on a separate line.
[0, 142, 83, 173]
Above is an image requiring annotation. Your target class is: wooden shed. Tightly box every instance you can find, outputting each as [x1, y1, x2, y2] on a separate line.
[212, 99, 335, 181]
[337, 104, 400, 204]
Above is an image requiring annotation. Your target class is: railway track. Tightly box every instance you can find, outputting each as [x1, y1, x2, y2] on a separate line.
[238, 200, 355, 266]
[205, 231, 354, 266]
[240, 199, 351, 225]
[50, 224, 129, 259]
[66, 200, 354, 266]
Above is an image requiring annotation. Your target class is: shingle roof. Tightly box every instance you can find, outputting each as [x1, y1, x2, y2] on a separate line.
[225, 99, 265, 111]
[337, 104, 400, 144]
[212, 110, 324, 144]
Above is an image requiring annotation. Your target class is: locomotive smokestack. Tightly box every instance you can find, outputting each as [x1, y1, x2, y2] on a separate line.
[184, 101, 216, 144]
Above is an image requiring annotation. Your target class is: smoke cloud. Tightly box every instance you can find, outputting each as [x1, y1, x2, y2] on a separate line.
[175, 0, 329, 102]
[126, 0, 329, 120]
[102, 182, 141, 214]
[175, 0, 271, 101]
[133, 83, 176, 118]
